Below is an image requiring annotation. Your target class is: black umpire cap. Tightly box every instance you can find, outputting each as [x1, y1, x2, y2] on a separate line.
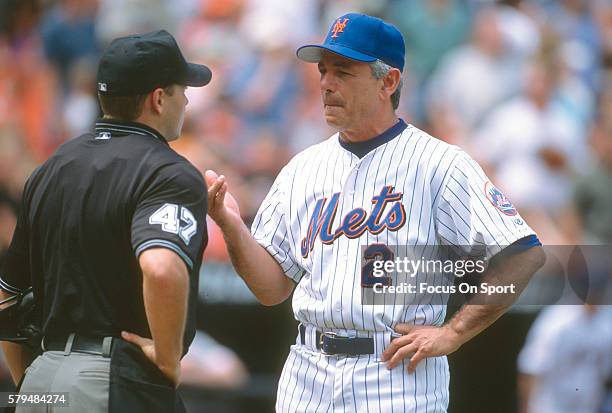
[97, 30, 212, 95]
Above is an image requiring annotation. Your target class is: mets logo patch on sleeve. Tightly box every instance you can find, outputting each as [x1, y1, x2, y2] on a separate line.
[485, 181, 517, 216]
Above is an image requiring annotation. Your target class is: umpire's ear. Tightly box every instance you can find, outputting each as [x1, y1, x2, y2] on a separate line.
[148, 87, 166, 115]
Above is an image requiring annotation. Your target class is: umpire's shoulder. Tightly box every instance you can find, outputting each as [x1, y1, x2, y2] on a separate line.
[135, 140, 205, 192]
[23, 132, 92, 185]
[156, 151, 206, 188]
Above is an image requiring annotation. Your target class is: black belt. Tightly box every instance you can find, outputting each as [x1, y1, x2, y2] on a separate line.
[42, 334, 115, 357]
[299, 324, 374, 356]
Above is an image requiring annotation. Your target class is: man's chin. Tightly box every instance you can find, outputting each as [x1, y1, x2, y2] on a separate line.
[324, 115, 345, 130]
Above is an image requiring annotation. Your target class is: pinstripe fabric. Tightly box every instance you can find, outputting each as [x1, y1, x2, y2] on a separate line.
[252, 124, 535, 412]
[276, 343, 449, 413]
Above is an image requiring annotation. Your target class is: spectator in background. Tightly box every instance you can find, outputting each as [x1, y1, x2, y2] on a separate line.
[427, 7, 517, 144]
[322, 0, 385, 25]
[180, 331, 248, 389]
[495, 0, 541, 58]
[472, 53, 587, 242]
[95, 0, 183, 47]
[517, 305, 612, 413]
[228, 16, 300, 145]
[60, 58, 99, 138]
[40, 0, 99, 92]
[240, 0, 318, 48]
[593, 0, 612, 61]
[0, 0, 58, 161]
[573, 88, 612, 243]
[178, 0, 246, 125]
[545, 0, 602, 91]
[385, 0, 471, 123]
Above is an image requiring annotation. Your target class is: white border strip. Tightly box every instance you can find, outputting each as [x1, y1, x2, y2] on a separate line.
[135, 239, 194, 270]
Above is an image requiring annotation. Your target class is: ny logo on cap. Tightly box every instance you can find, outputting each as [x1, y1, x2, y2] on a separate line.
[331, 18, 349, 38]
[98, 83, 107, 92]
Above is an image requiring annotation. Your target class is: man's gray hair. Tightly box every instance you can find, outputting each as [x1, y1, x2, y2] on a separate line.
[369, 60, 403, 110]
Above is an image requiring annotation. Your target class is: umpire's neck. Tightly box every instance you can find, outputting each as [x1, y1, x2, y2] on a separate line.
[134, 84, 186, 142]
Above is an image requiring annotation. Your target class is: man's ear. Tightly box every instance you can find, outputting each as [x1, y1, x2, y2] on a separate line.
[148, 88, 165, 115]
[381, 68, 401, 99]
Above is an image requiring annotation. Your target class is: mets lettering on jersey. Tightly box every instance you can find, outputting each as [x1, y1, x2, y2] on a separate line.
[252, 122, 536, 413]
[300, 186, 406, 258]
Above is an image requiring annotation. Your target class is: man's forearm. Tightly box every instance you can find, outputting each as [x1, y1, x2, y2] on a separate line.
[141, 251, 189, 374]
[446, 246, 546, 344]
[220, 215, 294, 306]
[143, 275, 187, 370]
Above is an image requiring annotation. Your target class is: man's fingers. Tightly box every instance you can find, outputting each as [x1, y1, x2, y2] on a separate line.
[386, 341, 419, 370]
[207, 175, 227, 208]
[407, 349, 427, 373]
[204, 170, 219, 186]
[215, 182, 228, 204]
[381, 335, 413, 361]
[207, 175, 225, 194]
[394, 323, 413, 335]
[383, 323, 430, 362]
[121, 331, 145, 347]
[395, 324, 429, 335]
[207, 183, 221, 208]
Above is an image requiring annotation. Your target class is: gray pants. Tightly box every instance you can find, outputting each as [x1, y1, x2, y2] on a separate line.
[16, 351, 110, 412]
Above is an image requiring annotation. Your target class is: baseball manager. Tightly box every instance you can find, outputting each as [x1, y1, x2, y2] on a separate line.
[206, 13, 546, 412]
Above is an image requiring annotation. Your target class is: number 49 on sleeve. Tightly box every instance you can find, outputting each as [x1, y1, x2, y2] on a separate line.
[148, 203, 197, 245]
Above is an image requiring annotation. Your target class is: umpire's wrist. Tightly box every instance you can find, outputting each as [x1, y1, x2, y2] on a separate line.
[157, 362, 181, 387]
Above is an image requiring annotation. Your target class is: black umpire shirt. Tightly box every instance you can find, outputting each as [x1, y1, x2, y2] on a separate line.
[0, 119, 207, 353]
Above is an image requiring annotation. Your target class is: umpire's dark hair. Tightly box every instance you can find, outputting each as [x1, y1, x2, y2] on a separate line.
[97, 85, 175, 121]
[97, 93, 147, 121]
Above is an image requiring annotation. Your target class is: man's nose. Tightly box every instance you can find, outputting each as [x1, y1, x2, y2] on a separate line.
[320, 72, 336, 93]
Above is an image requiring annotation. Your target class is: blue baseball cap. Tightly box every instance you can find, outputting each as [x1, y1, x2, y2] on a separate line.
[297, 13, 405, 72]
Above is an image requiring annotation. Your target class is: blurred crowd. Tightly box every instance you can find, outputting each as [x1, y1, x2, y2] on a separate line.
[1, 0, 612, 410]
[2, 0, 612, 251]
[0, 0, 612, 251]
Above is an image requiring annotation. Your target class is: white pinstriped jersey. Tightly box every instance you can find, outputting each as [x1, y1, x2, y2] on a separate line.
[252, 121, 536, 412]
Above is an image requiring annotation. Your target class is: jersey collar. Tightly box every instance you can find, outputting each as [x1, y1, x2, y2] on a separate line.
[338, 118, 408, 159]
[94, 119, 168, 145]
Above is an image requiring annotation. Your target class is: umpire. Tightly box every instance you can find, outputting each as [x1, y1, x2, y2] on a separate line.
[0, 30, 211, 412]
